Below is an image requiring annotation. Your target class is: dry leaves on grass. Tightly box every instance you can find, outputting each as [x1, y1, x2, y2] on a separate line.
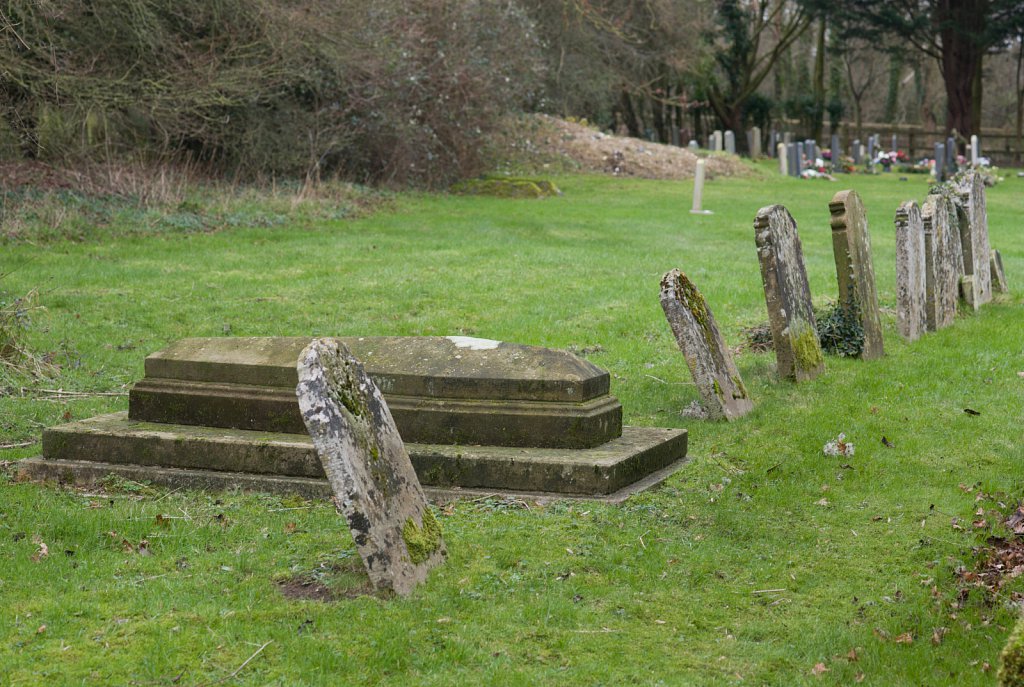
[811, 662, 829, 676]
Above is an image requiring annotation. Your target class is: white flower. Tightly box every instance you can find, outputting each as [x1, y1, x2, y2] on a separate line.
[823, 433, 854, 457]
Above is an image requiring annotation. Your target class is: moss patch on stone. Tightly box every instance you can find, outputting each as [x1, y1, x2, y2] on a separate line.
[402, 508, 443, 564]
[1000, 616, 1024, 686]
[791, 321, 824, 373]
[450, 176, 561, 198]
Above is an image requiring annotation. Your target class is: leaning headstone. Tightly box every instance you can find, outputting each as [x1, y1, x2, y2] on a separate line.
[724, 130, 736, 155]
[778, 143, 788, 175]
[750, 126, 762, 157]
[955, 171, 993, 307]
[828, 190, 884, 359]
[660, 270, 753, 421]
[852, 140, 861, 164]
[991, 249, 1008, 293]
[296, 338, 446, 597]
[921, 194, 960, 330]
[894, 201, 927, 341]
[934, 143, 945, 181]
[754, 205, 825, 382]
[971, 135, 979, 166]
[690, 159, 712, 215]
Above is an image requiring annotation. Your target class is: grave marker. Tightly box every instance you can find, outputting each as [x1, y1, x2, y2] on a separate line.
[712, 130, 723, 152]
[831, 134, 841, 171]
[828, 190, 884, 359]
[971, 135, 979, 165]
[750, 126, 762, 157]
[754, 205, 825, 382]
[991, 249, 1008, 293]
[852, 140, 861, 164]
[894, 201, 927, 341]
[955, 171, 993, 307]
[296, 338, 446, 596]
[660, 270, 752, 421]
[690, 159, 712, 215]
[724, 130, 736, 155]
[778, 143, 788, 175]
[922, 194, 960, 330]
[934, 143, 945, 181]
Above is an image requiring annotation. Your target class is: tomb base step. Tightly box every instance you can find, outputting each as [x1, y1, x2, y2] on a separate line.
[33, 412, 687, 498]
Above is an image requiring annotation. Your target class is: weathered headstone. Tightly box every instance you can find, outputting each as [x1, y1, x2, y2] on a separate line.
[750, 126, 762, 157]
[783, 131, 793, 145]
[690, 159, 712, 215]
[688, 140, 699, 152]
[831, 134, 841, 171]
[867, 136, 875, 161]
[769, 130, 778, 156]
[891, 134, 898, 152]
[724, 130, 736, 155]
[894, 201, 927, 341]
[754, 205, 825, 382]
[852, 139, 861, 164]
[934, 143, 945, 181]
[787, 143, 799, 177]
[971, 135, 979, 166]
[921, 194, 960, 330]
[296, 338, 446, 596]
[660, 269, 753, 421]
[713, 130, 723, 152]
[955, 171, 993, 307]
[991, 249, 1008, 293]
[778, 143, 788, 175]
[947, 136, 956, 168]
[828, 190, 884, 359]
[796, 142, 805, 175]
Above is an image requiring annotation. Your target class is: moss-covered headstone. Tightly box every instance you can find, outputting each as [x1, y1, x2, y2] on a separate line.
[754, 204, 825, 382]
[296, 338, 446, 596]
[894, 200, 927, 342]
[956, 171, 994, 308]
[992, 249, 1008, 294]
[922, 194, 961, 331]
[660, 269, 752, 421]
[828, 190, 884, 359]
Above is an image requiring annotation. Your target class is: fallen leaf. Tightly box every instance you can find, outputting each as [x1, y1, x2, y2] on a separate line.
[964, 408, 981, 416]
[36, 625, 46, 634]
[973, 519, 988, 529]
[881, 436, 894, 448]
[284, 522, 297, 534]
[895, 632, 914, 644]
[1006, 506, 1024, 534]
[436, 617, 451, 624]
[815, 498, 830, 507]
[873, 628, 890, 641]
[155, 514, 169, 526]
[855, 672, 865, 683]
[982, 662, 991, 672]
[61, 410, 73, 421]
[932, 627, 947, 645]
[1017, 372, 1024, 378]
[811, 663, 829, 676]
[31, 542, 49, 562]
[654, 619, 666, 625]
[846, 648, 859, 662]
[138, 539, 151, 556]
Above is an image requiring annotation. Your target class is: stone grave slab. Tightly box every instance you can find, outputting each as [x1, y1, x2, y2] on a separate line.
[754, 205, 825, 382]
[894, 201, 927, 342]
[922, 194, 961, 330]
[660, 269, 752, 421]
[296, 338, 445, 596]
[27, 337, 688, 501]
[992, 249, 1008, 293]
[956, 172, 993, 307]
[828, 190, 884, 359]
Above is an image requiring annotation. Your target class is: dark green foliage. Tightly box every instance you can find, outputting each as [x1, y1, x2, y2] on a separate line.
[815, 300, 864, 358]
[0, 1, 543, 187]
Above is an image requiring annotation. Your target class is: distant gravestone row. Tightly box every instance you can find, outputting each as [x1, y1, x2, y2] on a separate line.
[663, 169, 1007, 420]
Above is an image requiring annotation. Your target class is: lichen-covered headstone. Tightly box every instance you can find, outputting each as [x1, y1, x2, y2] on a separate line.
[991, 249, 1008, 293]
[754, 205, 825, 382]
[828, 190, 884, 359]
[921, 195, 960, 330]
[894, 200, 927, 341]
[955, 171, 993, 308]
[296, 338, 446, 596]
[660, 269, 753, 421]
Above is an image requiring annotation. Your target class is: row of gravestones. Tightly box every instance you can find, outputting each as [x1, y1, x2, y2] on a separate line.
[660, 171, 1007, 421]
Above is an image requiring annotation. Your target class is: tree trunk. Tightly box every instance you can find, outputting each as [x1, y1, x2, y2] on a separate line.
[812, 20, 826, 142]
[937, 0, 986, 138]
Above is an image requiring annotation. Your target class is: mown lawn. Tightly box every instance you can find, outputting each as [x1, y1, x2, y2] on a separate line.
[1, 162, 1023, 685]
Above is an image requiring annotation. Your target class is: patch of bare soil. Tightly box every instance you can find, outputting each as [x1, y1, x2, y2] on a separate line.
[276, 559, 378, 602]
[495, 114, 755, 181]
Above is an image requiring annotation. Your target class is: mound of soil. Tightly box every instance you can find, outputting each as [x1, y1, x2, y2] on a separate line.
[495, 114, 755, 181]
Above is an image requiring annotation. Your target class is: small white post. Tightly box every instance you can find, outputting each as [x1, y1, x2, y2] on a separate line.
[971, 135, 979, 166]
[691, 159, 713, 215]
[778, 143, 787, 175]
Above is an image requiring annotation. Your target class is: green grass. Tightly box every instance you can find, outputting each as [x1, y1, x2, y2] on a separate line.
[2, 162, 1023, 685]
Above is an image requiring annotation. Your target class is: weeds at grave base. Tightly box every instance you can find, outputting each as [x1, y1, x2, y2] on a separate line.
[738, 299, 864, 357]
[0, 282, 56, 391]
[276, 556, 378, 601]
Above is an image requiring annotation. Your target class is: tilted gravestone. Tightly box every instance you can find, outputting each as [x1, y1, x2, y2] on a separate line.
[660, 269, 753, 421]
[991, 249, 1008, 293]
[296, 338, 446, 596]
[955, 171, 993, 308]
[754, 205, 825, 382]
[921, 194, 961, 330]
[894, 201, 927, 342]
[828, 190, 884, 359]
